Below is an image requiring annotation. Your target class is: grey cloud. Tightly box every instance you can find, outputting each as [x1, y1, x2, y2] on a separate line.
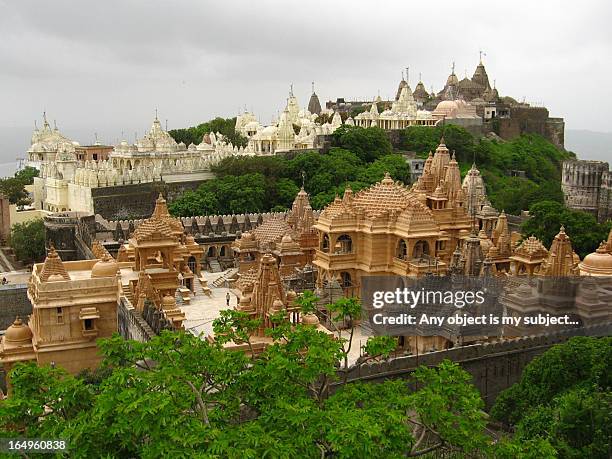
[0, 0, 610, 158]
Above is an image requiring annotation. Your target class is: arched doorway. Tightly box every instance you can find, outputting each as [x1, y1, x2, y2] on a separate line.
[412, 240, 430, 258]
[321, 234, 330, 252]
[334, 234, 353, 254]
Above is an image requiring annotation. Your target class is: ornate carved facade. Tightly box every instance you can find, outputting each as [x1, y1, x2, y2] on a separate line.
[0, 247, 120, 393]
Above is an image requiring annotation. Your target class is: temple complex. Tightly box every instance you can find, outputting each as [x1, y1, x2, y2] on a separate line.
[313, 140, 474, 294]
[238, 85, 342, 155]
[217, 253, 328, 354]
[233, 187, 318, 282]
[30, 114, 249, 215]
[326, 57, 564, 148]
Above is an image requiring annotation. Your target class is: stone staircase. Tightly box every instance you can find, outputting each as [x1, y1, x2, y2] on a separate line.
[0, 246, 17, 272]
[211, 267, 239, 288]
[208, 259, 223, 273]
[121, 284, 134, 304]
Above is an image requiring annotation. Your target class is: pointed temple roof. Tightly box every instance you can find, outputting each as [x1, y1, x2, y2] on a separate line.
[471, 60, 491, 90]
[307, 82, 322, 115]
[252, 217, 292, 245]
[39, 247, 71, 282]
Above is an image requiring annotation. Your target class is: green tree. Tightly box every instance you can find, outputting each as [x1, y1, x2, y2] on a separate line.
[1, 298, 498, 458]
[169, 117, 248, 148]
[331, 125, 393, 162]
[492, 337, 612, 459]
[521, 201, 611, 258]
[9, 219, 45, 262]
[14, 166, 39, 185]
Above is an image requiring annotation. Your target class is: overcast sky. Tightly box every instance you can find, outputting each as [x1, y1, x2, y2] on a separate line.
[1, 0, 611, 155]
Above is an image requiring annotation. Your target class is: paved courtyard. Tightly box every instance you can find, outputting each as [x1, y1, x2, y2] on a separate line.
[179, 269, 373, 365]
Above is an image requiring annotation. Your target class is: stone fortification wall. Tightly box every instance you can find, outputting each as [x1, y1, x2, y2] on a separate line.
[562, 160, 610, 221]
[91, 179, 208, 220]
[117, 297, 155, 342]
[0, 284, 32, 331]
[337, 323, 611, 408]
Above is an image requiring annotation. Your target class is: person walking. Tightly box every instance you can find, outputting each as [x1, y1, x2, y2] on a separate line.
[226, 292, 230, 307]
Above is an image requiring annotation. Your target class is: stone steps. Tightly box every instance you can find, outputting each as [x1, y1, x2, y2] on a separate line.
[211, 268, 239, 288]
[121, 284, 134, 304]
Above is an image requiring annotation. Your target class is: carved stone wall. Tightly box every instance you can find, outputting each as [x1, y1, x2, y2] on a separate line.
[562, 160, 611, 222]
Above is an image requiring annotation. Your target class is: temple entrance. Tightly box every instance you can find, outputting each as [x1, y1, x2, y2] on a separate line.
[187, 256, 197, 274]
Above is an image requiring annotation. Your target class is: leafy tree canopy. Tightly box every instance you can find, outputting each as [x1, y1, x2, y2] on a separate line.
[170, 146, 410, 216]
[331, 125, 393, 162]
[169, 117, 248, 148]
[9, 218, 45, 263]
[0, 296, 515, 458]
[521, 200, 612, 258]
[0, 166, 39, 205]
[492, 336, 612, 459]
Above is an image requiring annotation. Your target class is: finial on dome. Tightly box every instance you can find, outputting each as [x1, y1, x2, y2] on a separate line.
[155, 108, 158, 120]
[419, 72, 422, 82]
[405, 66, 409, 84]
[311, 81, 315, 94]
[290, 83, 293, 96]
[451, 61, 455, 75]
[560, 225, 566, 233]
[34, 120, 38, 130]
[53, 120, 58, 130]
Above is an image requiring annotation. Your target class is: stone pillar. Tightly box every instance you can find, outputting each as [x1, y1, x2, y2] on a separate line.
[0, 194, 10, 243]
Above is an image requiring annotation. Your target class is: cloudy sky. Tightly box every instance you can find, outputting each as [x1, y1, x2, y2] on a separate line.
[1, 0, 611, 158]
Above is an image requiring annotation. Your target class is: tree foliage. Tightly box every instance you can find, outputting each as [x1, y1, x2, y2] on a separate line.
[331, 125, 393, 162]
[521, 200, 612, 258]
[170, 146, 410, 216]
[492, 337, 612, 459]
[0, 166, 39, 205]
[0, 296, 504, 458]
[168, 117, 248, 148]
[9, 218, 45, 262]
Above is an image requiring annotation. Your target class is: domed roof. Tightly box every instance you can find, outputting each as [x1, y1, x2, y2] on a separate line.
[271, 298, 285, 312]
[281, 234, 294, 243]
[301, 312, 320, 326]
[4, 318, 33, 344]
[91, 254, 118, 278]
[162, 294, 176, 308]
[579, 242, 612, 276]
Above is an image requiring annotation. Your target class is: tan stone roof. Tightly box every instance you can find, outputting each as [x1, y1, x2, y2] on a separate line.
[39, 247, 71, 282]
[133, 217, 175, 242]
[252, 217, 291, 244]
[513, 236, 549, 260]
[351, 173, 415, 217]
[320, 196, 346, 219]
